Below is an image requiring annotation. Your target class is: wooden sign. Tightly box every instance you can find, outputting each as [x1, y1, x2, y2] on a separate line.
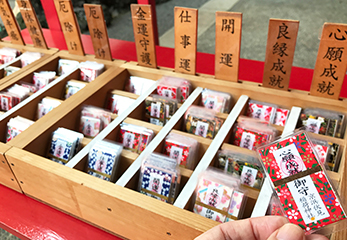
[174, 7, 198, 75]
[215, 12, 242, 82]
[310, 23, 347, 99]
[84, 4, 112, 61]
[262, 19, 299, 90]
[0, 0, 24, 45]
[16, 0, 48, 49]
[131, 4, 157, 68]
[54, 0, 84, 56]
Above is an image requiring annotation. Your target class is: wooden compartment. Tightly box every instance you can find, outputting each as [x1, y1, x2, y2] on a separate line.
[0, 41, 58, 86]
[4, 62, 347, 240]
[0, 50, 123, 192]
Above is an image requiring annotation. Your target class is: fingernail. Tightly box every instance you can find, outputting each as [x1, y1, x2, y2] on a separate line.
[276, 223, 305, 240]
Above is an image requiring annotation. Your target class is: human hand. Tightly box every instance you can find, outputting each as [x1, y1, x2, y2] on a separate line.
[194, 216, 329, 240]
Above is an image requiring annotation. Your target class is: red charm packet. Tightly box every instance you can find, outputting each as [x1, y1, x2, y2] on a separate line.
[257, 131, 346, 234]
[233, 117, 278, 150]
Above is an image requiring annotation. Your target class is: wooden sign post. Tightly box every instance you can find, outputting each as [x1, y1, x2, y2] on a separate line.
[84, 4, 112, 61]
[310, 23, 347, 99]
[131, 4, 157, 68]
[0, 0, 24, 45]
[215, 12, 242, 82]
[262, 19, 299, 90]
[16, 0, 48, 49]
[174, 7, 198, 75]
[54, 0, 84, 56]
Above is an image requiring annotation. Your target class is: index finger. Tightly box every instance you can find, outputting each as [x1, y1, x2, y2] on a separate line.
[195, 216, 289, 240]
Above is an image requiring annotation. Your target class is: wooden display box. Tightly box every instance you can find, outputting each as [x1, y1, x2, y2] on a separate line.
[0, 50, 123, 192]
[0, 41, 58, 86]
[3, 62, 347, 240]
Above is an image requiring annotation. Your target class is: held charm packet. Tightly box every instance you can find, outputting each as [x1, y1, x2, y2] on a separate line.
[139, 153, 180, 204]
[257, 130, 347, 234]
[185, 106, 224, 139]
[87, 140, 123, 182]
[193, 168, 247, 223]
[217, 149, 264, 189]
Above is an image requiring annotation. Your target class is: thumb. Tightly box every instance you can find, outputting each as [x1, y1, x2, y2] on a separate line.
[267, 223, 305, 240]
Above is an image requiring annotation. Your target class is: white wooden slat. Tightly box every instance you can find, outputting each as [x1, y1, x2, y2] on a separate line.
[116, 87, 203, 187]
[174, 95, 249, 209]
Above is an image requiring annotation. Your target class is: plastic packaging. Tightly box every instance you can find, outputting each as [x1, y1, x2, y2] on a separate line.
[274, 107, 290, 126]
[4, 66, 20, 77]
[6, 116, 34, 142]
[164, 132, 199, 169]
[157, 76, 191, 103]
[20, 51, 43, 67]
[79, 61, 105, 82]
[145, 94, 178, 126]
[300, 108, 346, 138]
[233, 117, 278, 150]
[0, 84, 30, 111]
[257, 130, 347, 234]
[58, 59, 80, 76]
[217, 149, 264, 189]
[47, 127, 84, 165]
[119, 123, 155, 153]
[125, 76, 156, 95]
[311, 138, 341, 172]
[246, 100, 277, 123]
[37, 97, 62, 119]
[193, 168, 247, 222]
[33, 71, 56, 90]
[139, 153, 181, 204]
[65, 80, 87, 99]
[87, 140, 123, 182]
[201, 88, 232, 113]
[0, 47, 20, 64]
[106, 92, 136, 115]
[185, 106, 224, 139]
[79, 105, 112, 138]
